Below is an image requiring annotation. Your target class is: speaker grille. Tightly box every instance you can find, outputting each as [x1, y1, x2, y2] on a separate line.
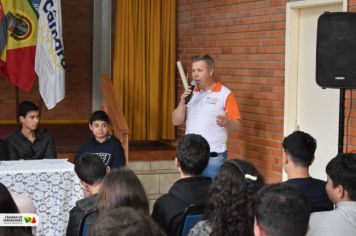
[316, 12, 356, 89]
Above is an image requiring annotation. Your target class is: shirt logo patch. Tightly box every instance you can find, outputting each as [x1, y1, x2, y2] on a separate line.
[95, 153, 111, 165]
[206, 97, 217, 104]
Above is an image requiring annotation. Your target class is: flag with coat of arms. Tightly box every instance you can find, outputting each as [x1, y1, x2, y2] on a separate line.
[0, 0, 65, 110]
[0, 0, 38, 91]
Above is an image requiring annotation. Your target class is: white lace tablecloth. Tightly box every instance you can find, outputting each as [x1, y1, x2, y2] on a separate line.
[0, 159, 83, 236]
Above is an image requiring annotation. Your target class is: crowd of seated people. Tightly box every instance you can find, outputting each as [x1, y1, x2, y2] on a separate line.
[68, 164, 150, 235]
[2, 101, 356, 236]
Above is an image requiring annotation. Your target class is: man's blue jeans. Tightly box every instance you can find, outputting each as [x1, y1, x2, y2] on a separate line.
[202, 151, 227, 178]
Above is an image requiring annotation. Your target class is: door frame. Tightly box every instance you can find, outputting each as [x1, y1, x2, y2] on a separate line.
[283, 0, 347, 180]
[284, 0, 347, 136]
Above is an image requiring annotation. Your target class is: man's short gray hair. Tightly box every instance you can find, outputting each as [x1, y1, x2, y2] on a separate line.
[192, 54, 215, 70]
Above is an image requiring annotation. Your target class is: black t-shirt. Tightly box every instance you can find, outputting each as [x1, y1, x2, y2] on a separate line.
[284, 177, 334, 213]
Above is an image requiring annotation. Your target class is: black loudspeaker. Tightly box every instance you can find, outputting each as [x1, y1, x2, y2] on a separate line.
[316, 12, 356, 89]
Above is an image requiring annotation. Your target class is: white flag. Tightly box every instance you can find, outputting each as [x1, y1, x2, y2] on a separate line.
[35, 0, 65, 109]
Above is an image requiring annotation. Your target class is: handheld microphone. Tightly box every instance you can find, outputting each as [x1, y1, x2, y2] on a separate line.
[185, 80, 197, 104]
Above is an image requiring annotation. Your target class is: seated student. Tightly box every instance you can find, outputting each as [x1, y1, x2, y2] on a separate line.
[151, 134, 211, 236]
[0, 139, 8, 160]
[89, 207, 166, 236]
[96, 168, 149, 215]
[66, 153, 108, 236]
[307, 153, 356, 236]
[254, 183, 310, 236]
[189, 159, 264, 236]
[0, 183, 32, 236]
[75, 110, 125, 169]
[7, 101, 56, 160]
[282, 131, 333, 212]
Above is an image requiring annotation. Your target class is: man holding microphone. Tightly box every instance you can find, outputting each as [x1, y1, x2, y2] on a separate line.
[172, 54, 241, 177]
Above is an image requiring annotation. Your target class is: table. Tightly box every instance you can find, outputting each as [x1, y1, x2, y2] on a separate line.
[0, 159, 83, 236]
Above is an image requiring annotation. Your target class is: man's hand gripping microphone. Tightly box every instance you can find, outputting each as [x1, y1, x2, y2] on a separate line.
[185, 80, 197, 104]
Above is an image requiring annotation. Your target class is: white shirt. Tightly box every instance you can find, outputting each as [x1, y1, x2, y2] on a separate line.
[185, 82, 240, 153]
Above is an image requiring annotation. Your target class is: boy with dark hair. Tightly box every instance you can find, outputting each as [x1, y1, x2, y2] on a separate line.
[152, 134, 211, 235]
[308, 153, 356, 236]
[66, 153, 108, 236]
[175, 134, 211, 176]
[7, 101, 56, 159]
[282, 131, 333, 212]
[75, 110, 125, 169]
[254, 183, 310, 236]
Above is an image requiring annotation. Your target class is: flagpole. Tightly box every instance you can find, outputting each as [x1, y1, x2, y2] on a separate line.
[38, 95, 43, 121]
[15, 87, 19, 130]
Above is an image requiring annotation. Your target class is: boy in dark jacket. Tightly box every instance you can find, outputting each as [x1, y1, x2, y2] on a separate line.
[151, 134, 211, 235]
[7, 101, 56, 160]
[66, 153, 108, 236]
[75, 110, 125, 169]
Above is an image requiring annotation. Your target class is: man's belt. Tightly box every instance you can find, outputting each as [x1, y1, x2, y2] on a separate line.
[210, 152, 219, 157]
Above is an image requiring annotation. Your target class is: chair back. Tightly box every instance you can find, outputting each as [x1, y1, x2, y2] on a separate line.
[178, 204, 205, 236]
[0, 140, 8, 160]
[80, 210, 96, 236]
